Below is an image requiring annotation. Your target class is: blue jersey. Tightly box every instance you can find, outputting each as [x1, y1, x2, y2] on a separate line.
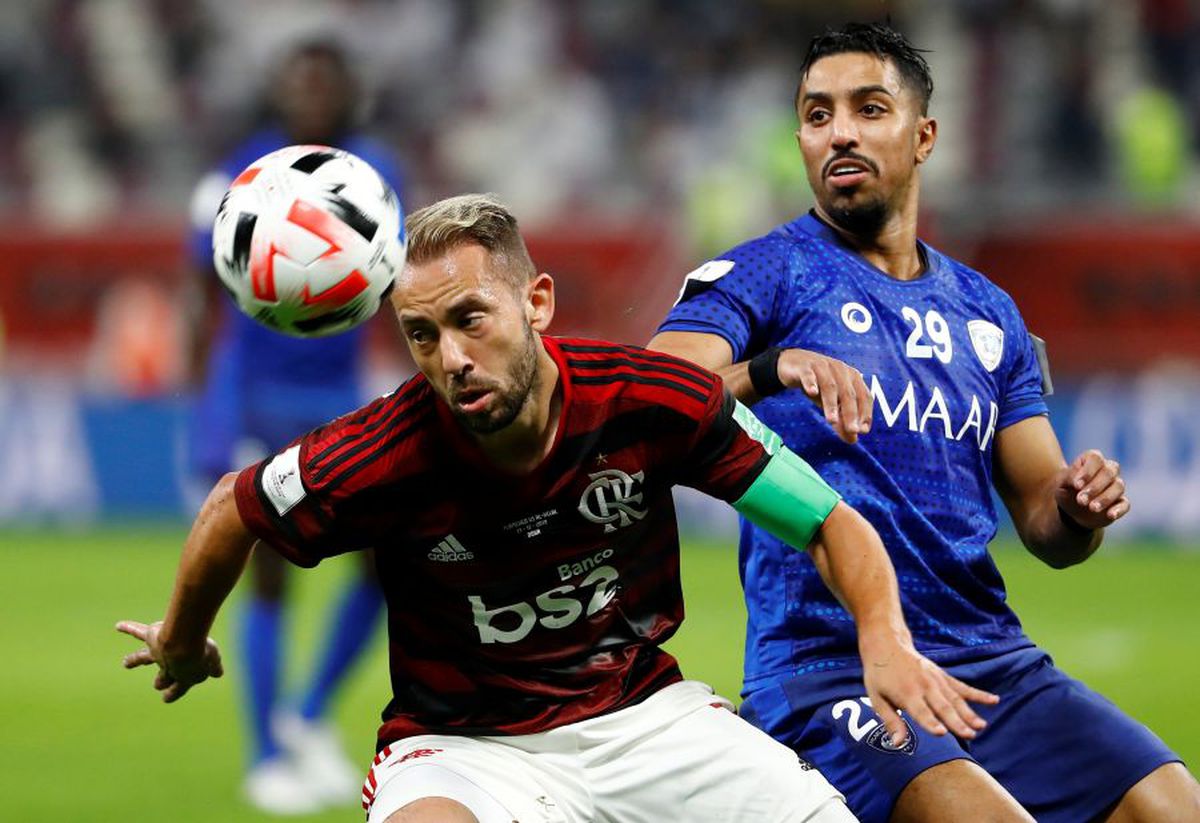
[658, 212, 1049, 688]
[189, 128, 404, 388]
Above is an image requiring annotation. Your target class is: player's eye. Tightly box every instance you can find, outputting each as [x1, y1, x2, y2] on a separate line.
[861, 103, 886, 116]
[407, 327, 433, 344]
[806, 109, 830, 124]
[461, 313, 485, 330]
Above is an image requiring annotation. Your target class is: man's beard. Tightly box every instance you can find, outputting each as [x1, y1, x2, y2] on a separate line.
[824, 194, 889, 240]
[453, 323, 540, 435]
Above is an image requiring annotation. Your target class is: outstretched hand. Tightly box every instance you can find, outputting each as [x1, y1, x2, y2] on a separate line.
[1055, 449, 1129, 530]
[860, 638, 998, 747]
[778, 348, 873, 444]
[116, 620, 223, 703]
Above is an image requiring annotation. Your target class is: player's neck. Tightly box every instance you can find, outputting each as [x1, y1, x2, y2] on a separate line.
[471, 344, 562, 475]
[815, 202, 924, 281]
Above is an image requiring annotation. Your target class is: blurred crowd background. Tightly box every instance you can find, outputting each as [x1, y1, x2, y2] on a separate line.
[1, 0, 1199, 540]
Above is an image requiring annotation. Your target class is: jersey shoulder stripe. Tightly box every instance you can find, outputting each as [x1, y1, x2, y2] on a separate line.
[572, 372, 709, 404]
[307, 377, 429, 473]
[557, 338, 717, 407]
[309, 382, 436, 491]
[565, 355, 713, 393]
[559, 340, 716, 384]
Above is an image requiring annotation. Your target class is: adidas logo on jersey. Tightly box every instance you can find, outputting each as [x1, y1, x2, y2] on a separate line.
[427, 535, 474, 562]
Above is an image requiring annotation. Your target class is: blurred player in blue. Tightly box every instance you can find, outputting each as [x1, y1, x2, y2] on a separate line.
[187, 39, 401, 815]
[652, 22, 1199, 823]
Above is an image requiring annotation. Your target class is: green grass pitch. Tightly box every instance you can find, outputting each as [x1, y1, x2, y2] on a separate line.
[1, 525, 1195, 821]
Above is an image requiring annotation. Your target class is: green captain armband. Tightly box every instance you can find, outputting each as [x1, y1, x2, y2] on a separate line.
[732, 446, 842, 551]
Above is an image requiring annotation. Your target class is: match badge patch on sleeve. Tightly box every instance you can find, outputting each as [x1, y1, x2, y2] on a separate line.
[674, 259, 735, 305]
[262, 445, 306, 516]
[967, 319, 1005, 373]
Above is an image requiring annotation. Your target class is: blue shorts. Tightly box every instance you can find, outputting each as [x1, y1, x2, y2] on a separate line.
[739, 646, 1181, 823]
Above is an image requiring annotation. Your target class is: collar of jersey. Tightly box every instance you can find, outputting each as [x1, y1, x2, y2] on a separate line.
[790, 210, 945, 285]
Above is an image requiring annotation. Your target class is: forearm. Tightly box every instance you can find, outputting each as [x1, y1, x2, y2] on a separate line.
[160, 473, 256, 659]
[714, 360, 760, 404]
[1018, 493, 1103, 569]
[809, 503, 912, 650]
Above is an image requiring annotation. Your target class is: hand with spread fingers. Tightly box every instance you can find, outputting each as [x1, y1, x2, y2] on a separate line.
[116, 620, 223, 703]
[1054, 449, 1130, 531]
[778, 348, 873, 444]
[859, 635, 999, 747]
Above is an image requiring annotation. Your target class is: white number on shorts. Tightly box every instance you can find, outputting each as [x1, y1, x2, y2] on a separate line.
[832, 697, 880, 742]
[901, 306, 953, 364]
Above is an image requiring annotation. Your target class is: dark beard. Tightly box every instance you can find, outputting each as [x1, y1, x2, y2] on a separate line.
[825, 196, 889, 240]
[454, 323, 540, 435]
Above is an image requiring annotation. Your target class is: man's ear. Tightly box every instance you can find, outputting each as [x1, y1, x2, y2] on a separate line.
[527, 273, 555, 332]
[915, 115, 937, 165]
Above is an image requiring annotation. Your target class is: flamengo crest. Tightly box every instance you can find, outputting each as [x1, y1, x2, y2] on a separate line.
[967, 319, 1004, 373]
[578, 469, 647, 533]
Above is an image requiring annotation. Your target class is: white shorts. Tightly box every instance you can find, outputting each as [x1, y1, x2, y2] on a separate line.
[363, 680, 853, 823]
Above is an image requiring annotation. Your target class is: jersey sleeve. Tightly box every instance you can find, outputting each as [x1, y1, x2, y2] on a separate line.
[677, 380, 773, 502]
[655, 236, 793, 361]
[232, 392, 409, 566]
[997, 304, 1050, 431]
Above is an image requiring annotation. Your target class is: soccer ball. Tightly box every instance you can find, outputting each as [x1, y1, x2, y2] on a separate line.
[211, 144, 405, 337]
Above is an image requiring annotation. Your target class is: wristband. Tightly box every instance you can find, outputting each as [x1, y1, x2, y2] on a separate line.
[1057, 504, 1094, 535]
[748, 346, 786, 397]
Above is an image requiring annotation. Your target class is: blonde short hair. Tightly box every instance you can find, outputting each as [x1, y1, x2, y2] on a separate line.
[404, 193, 536, 289]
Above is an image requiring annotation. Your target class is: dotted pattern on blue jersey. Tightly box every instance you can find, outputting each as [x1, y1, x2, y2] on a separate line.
[659, 212, 1049, 686]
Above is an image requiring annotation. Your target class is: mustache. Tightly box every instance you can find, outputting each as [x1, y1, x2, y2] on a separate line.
[823, 151, 879, 179]
[450, 375, 499, 399]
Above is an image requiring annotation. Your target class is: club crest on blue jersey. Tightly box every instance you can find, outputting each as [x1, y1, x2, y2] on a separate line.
[968, 319, 1005, 372]
[841, 301, 874, 333]
[864, 718, 918, 756]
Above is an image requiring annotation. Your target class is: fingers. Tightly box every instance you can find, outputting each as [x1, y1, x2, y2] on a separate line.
[835, 367, 863, 442]
[123, 649, 156, 669]
[162, 682, 193, 704]
[1079, 468, 1125, 514]
[115, 620, 149, 642]
[1067, 451, 1130, 524]
[853, 369, 873, 435]
[206, 643, 225, 679]
[1105, 497, 1131, 522]
[796, 357, 868, 444]
[778, 350, 873, 444]
[865, 653, 999, 744]
[1067, 450, 1106, 494]
[924, 678, 987, 739]
[949, 676, 1000, 706]
[866, 690, 912, 748]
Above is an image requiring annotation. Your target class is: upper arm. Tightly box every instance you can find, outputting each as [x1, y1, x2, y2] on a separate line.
[992, 415, 1066, 536]
[654, 239, 793, 359]
[647, 331, 733, 371]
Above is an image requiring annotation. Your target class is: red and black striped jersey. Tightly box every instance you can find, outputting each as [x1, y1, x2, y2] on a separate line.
[234, 336, 771, 747]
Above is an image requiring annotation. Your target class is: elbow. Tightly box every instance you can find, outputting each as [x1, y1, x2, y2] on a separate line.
[210, 472, 241, 509]
[1039, 550, 1087, 570]
[1026, 532, 1100, 570]
[196, 471, 244, 528]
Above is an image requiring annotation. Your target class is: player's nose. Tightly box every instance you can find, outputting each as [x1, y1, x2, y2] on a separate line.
[440, 332, 473, 376]
[830, 110, 860, 148]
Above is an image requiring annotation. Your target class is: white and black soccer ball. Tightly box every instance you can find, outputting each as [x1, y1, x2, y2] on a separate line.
[211, 144, 405, 337]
